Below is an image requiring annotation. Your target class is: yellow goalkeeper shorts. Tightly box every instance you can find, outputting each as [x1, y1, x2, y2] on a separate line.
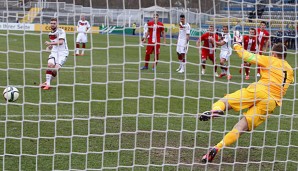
[224, 87, 276, 131]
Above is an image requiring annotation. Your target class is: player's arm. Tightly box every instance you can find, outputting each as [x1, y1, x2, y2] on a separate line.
[186, 25, 190, 43]
[263, 38, 269, 52]
[162, 25, 166, 44]
[142, 30, 149, 43]
[45, 38, 64, 46]
[233, 44, 269, 67]
[215, 40, 226, 46]
[86, 21, 91, 33]
[196, 35, 203, 47]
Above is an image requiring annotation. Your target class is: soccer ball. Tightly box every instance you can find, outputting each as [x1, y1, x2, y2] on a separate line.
[3, 86, 19, 102]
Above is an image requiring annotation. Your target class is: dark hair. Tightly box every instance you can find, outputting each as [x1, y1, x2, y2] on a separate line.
[154, 13, 159, 17]
[249, 27, 256, 33]
[223, 25, 228, 29]
[180, 14, 185, 18]
[272, 43, 287, 59]
[50, 18, 57, 22]
[260, 21, 266, 25]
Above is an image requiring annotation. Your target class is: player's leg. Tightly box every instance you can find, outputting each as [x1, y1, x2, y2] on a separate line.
[176, 52, 182, 71]
[209, 53, 218, 77]
[225, 51, 232, 80]
[218, 57, 227, 78]
[257, 51, 262, 77]
[141, 45, 153, 70]
[244, 62, 251, 80]
[177, 53, 185, 73]
[152, 45, 160, 70]
[76, 33, 82, 56]
[201, 50, 207, 75]
[40, 56, 56, 89]
[41, 55, 67, 90]
[81, 34, 87, 56]
[201, 88, 257, 163]
[202, 117, 248, 163]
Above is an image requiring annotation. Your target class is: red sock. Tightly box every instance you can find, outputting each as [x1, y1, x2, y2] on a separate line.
[144, 54, 150, 67]
[76, 43, 80, 48]
[52, 70, 57, 77]
[82, 43, 86, 48]
[181, 54, 185, 62]
[46, 70, 52, 75]
[178, 54, 183, 61]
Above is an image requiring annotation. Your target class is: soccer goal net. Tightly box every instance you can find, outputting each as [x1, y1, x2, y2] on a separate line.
[0, 0, 297, 170]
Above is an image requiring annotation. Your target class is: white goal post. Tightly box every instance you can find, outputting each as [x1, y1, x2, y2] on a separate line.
[0, 0, 297, 170]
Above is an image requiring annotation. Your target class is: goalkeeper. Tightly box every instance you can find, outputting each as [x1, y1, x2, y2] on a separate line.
[200, 42, 294, 163]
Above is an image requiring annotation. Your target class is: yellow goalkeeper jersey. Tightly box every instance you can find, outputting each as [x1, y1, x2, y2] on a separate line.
[234, 44, 294, 106]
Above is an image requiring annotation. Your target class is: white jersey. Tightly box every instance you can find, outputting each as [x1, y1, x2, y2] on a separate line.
[77, 20, 90, 33]
[177, 22, 191, 44]
[48, 28, 69, 56]
[221, 33, 232, 51]
[176, 23, 191, 54]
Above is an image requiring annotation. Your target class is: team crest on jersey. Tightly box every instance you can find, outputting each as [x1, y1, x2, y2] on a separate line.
[79, 22, 87, 26]
[49, 34, 57, 40]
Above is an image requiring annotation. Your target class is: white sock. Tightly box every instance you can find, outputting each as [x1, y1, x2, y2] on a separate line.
[181, 63, 185, 70]
[76, 49, 80, 54]
[178, 60, 183, 68]
[46, 74, 52, 85]
[81, 49, 85, 54]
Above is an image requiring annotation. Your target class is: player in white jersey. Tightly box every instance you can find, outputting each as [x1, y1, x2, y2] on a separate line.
[176, 14, 190, 73]
[40, 18, 69, 90]
[210, 25, 232, 80]
[140, 20, 149, 47]
[76, 15, 90, 56]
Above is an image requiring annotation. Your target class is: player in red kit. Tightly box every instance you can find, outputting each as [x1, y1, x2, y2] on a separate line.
[256, 21, 270, 76]
[196, 25, 219, 76]
[240, 28, 257, 80]
[140, 13, 166, 71]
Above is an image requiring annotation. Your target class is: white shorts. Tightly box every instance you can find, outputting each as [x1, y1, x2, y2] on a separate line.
[220, 50, 232, 60]
[176, 41, 188, 54]
[76, 33, 88, 43]
[48, 53, 68, 66]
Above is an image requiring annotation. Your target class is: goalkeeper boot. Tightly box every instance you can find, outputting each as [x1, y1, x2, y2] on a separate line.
[227, 75, 232, 80]
[199, 110, 224, 121]
[245, 75, 250, 80]
[214, 72, 219, 77]
[140, 66, 148, 70]
[201, 147, 219, 163]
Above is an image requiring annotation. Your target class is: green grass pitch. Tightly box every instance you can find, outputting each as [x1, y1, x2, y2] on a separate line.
[0, 30, 297, 170]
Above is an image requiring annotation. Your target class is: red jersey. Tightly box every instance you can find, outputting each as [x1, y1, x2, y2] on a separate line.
[147, 21, 164, 44]
[256, 28, 269, 51]
[200, 32, 219, 53]
[243, 35, 257, 52]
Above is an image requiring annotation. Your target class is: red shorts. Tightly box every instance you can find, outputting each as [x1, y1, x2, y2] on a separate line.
[146, 44, 160, 55]
[201, 49, 215, 61]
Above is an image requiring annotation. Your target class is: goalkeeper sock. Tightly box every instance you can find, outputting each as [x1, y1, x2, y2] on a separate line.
[212, 100, 226, 111]
[215, 128, 240, 150]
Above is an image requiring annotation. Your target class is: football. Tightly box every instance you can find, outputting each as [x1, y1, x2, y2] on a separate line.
[3, 86, 19, 102]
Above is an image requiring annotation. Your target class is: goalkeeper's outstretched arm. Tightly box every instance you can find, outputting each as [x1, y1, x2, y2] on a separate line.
[233, 44, 268, 67]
